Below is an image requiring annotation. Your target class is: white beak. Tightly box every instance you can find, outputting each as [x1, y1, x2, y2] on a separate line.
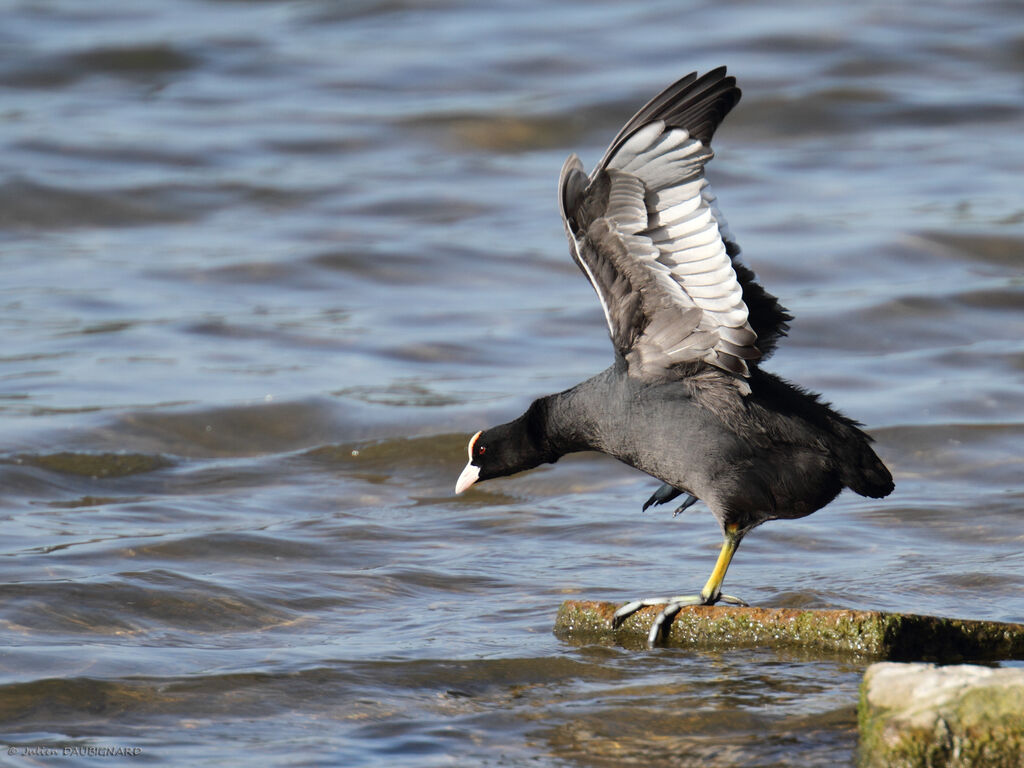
[455, 462, 480, 494]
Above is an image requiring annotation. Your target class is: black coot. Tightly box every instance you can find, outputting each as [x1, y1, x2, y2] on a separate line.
[454, 68, 894, 645]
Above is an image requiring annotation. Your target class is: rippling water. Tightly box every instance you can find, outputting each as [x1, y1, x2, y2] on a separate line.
[1, 1, 1022, 765]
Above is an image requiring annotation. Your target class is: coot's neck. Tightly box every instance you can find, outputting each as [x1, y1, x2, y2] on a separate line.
[522, 368, 612, 462]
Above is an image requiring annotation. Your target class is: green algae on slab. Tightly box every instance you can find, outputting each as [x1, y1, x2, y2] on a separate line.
[858, 662, 1024, 768]
[554, 601, 1024, 661]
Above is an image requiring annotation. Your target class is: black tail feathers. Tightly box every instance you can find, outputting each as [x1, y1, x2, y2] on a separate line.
[839, 440, 894, 499]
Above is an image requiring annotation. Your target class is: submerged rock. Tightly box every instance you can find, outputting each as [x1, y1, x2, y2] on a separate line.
[858, 662, 1024, 768]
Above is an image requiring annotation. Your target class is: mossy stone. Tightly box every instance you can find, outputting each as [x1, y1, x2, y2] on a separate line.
[554, 601, 1024, 661]
[858, 662, 1024, 768]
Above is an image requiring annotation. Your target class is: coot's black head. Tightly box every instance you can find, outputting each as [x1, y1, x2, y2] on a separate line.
[454, 405, 556, 494]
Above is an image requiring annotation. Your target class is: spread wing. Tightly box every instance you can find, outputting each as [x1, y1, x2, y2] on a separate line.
[559, 67, 789, 389]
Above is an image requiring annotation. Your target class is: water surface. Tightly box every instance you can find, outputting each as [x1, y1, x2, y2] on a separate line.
[1, 1, 1022, 765]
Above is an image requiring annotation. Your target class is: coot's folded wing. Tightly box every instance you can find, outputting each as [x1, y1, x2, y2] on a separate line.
[559, 68, 777, 387]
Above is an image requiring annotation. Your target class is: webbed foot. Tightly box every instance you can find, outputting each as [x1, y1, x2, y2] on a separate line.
[610, 525, 747, 647]
[612, 593, 748, 646]
[642, 483, 698, 514]
[672, 495, 698, 516]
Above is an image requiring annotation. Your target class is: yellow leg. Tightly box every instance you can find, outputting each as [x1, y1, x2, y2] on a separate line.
[612, 524, 749, 635]
[698, 524, 743, 604]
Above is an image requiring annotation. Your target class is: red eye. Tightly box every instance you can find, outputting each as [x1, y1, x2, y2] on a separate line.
[476, 445, 486, 456]
[467, 430, 484, 461]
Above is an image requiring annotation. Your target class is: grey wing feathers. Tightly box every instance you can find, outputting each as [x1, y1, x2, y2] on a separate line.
[599, 67, 740, 166]
[560, 67, 775, 387]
